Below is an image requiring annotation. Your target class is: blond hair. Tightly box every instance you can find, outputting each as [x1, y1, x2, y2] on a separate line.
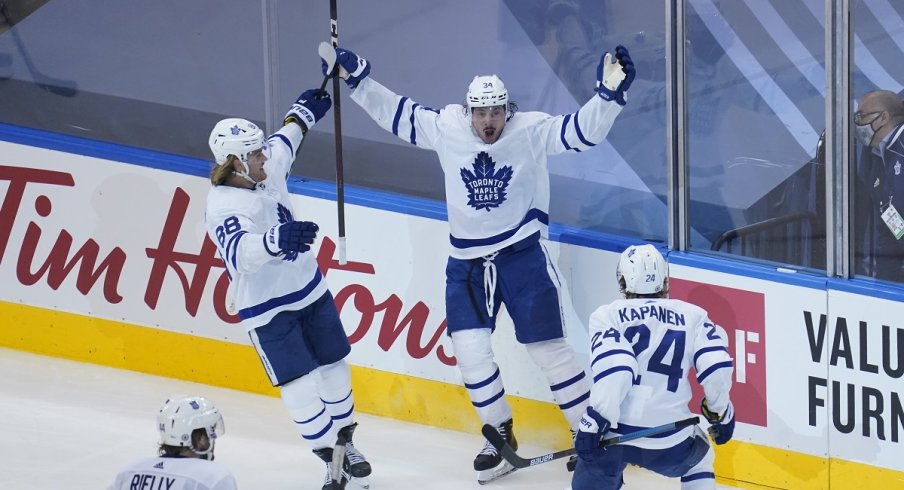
[209, 156, 238, 186]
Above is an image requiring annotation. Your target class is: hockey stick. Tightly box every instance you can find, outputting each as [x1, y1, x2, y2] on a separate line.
[0, 2, 77, 96]
[329, 428, 349, 488]
[481, 416, 700, 470]
[329, 0, 347, 265]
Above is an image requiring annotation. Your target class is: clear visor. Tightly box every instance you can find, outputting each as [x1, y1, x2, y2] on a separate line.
[192, 416, 225, 457]
[242, 146, 266, 163]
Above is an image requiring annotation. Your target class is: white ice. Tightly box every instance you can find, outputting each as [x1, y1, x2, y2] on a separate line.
[0, 348, 738, 490]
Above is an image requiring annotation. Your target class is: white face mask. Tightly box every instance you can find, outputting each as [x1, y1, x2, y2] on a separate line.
[855, 120, 877, 148]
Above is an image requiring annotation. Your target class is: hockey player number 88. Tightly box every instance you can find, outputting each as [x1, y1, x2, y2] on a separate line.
[215, 216, 242, 247]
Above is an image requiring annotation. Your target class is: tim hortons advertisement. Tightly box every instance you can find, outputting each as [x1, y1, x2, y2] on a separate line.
[0, 142, 619, 403]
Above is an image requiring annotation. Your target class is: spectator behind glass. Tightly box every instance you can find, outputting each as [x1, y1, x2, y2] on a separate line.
[854, 90, 904, 282]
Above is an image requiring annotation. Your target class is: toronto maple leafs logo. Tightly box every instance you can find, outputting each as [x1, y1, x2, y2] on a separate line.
[276, 202, 298, 261]
[230, 125, 241, 135]
[460, 152, 513, 211]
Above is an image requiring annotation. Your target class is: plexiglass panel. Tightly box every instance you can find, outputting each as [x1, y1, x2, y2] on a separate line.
[685, 0, 827, 270]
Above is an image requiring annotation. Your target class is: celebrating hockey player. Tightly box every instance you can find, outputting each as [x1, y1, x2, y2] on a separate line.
[320, 43, 635, 482]
[204, 89, 371, 490]
[107, 395, 237, 490]
[571, 245, 735, 490]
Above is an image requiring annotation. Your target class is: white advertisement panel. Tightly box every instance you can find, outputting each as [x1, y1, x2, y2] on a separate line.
[0, 141, 622, 402]
[825, 290, 904, 472]
[669, 263, 830, 458]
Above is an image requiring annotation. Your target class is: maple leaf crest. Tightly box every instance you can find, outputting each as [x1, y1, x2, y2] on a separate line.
[459, 152, 513, 211]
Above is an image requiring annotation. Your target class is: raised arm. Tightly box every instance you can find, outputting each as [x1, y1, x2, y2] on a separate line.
[538, 45, 636, 155]
[321, 46, 443, 151]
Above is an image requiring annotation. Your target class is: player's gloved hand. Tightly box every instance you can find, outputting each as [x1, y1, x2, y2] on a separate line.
[574, 406, 611, 463]
[596, 45, 635, 106]
[264, 221, 319, 255]
[322, 47, 370, 88]
[701, 399, 735, 445]
[284, 89, 332, 131]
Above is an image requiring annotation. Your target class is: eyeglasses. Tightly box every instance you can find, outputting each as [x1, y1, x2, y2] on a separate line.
[854, 110, 883, 125]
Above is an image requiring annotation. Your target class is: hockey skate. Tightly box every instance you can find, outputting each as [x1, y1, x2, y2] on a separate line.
[475, 418, 518, 485]
[313, 447, 349, 490]
[338, 423, 372, 489]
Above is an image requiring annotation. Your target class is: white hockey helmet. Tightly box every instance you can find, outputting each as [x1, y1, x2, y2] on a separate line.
[208, 118, 265, 165]
[157, 395, 225, 457]
[467, 75, 508, 108]
[616, 244, 668, 295]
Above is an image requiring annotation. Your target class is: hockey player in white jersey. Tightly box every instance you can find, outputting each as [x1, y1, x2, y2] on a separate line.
[319, 44, 635, 481]
[205, 89, 370, 490]
[107, 395, 237, 490]
[571, 244, 735, 490]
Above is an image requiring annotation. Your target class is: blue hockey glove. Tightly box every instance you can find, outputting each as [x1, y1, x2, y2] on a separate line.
[574, 406, 611, 463]
[596, 45, 635, 106]
[321, 47, 370, 88]
[701, 399, 735, 445]
[284, 89, 331, 131]
[264, 221, 319, 255]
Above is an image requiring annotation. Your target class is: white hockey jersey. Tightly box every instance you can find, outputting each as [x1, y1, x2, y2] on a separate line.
[107, 456, 238, 490]
[350, 77, 623, 259]
[205, 124, 328, 331]
[587, 298, 734, 449]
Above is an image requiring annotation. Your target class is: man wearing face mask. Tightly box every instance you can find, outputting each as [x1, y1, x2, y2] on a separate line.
[854, 90, 904, 281]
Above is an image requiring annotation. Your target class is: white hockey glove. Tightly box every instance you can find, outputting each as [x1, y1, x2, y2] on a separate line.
[284, 89, 332, 132]
[596, 45, 635, 106]
[321, 47, 370, 89]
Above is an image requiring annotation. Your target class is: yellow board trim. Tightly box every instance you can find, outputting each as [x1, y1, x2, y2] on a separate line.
[2, 301, 903, 488]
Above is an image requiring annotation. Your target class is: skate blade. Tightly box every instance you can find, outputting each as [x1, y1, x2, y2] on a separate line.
[477, 462, 517, 485]
[350, 476, 370, 489]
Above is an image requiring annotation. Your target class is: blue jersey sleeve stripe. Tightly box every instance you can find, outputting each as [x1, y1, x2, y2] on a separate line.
[550, 371, 586, 391]
[464, 368, 500, 390]
[472, 389, 506, 408]
[573, 109, 595, 147]
[590, 349, 635, 370]
[409, 103, 420, 145]
[593, 365, 634, 383]
[391, 97, 409, 136]
[270, 133, 294, 155]
[261, 233, 280, 257]
[693, 345, 729, 369]
[225, 231, 247, 268]
[560, 114, 573, 151]
[696, 360, 733, 384]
